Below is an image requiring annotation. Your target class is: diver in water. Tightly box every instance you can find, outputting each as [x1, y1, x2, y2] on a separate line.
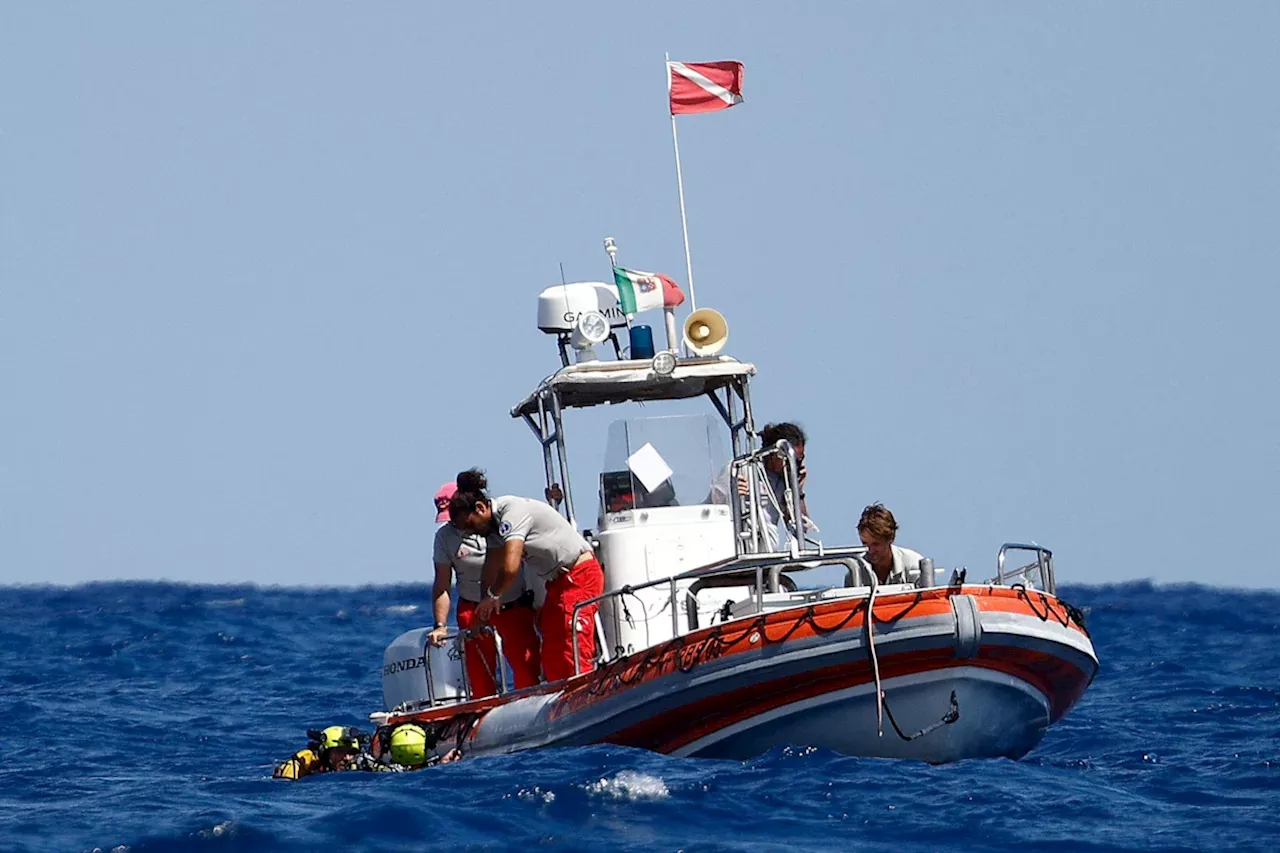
[272, 724, 461, 780]
[384, 723, 462, 768]
[272, 726, 364, 780]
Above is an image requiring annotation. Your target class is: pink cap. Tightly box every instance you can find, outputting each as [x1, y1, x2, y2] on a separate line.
[433, 482, 457, 523]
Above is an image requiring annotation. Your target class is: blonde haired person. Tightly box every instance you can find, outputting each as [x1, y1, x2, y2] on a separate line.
[857, 503, 925, 585]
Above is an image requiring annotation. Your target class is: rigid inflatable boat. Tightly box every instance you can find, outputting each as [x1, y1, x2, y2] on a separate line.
[368, 275, 1097, 765]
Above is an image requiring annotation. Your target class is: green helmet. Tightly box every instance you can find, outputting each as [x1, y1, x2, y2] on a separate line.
[318, 726, 360, 751]
[389, 724, 429, 766]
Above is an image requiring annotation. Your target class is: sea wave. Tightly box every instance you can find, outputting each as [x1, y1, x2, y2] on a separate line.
[0, 581, 1276, 852]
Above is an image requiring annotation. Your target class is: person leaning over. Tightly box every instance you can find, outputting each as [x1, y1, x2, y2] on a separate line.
[856, 503, 926, 585]
[427, 481, 541, 696]
[449, 469, 604, 683]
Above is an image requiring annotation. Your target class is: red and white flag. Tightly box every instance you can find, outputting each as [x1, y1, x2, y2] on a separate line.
[667, 60, 744, 115]
[615, 267, 686, 315]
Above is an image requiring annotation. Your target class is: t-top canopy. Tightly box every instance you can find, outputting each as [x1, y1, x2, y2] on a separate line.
[510, 357, 757, 417]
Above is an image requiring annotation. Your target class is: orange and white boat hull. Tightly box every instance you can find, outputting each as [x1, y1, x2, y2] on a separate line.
[388, 585, 1097, 764]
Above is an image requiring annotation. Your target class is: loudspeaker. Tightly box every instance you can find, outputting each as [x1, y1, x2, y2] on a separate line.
[682, 308, 729, 355]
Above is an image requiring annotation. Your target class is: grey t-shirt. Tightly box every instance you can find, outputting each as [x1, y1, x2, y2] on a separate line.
[432, 524, 525, 604]
[490, 495, 591, 581]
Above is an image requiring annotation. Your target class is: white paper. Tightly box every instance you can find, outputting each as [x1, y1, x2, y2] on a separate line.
[626, 442, 674, 494]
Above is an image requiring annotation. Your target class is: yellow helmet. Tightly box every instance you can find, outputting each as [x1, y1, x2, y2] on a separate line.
[389, 724, 429, 766]
[317, 726, 360, 751]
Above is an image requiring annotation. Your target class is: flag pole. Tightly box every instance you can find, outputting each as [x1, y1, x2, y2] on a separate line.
[604, 235, 625, 321]
[667, 53, 697, 313]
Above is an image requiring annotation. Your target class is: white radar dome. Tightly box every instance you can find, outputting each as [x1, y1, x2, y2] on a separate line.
[537, 282, 629, 334]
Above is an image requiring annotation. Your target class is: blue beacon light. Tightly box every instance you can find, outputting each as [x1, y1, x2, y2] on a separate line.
[629, 325, 655, 360]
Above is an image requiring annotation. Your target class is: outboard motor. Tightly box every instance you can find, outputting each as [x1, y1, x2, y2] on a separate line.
[381, 627, 467, 712]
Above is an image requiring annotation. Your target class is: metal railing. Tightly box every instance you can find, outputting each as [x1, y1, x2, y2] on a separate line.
[728, 439, 807, 557]
[994, 543, 1056, 595]
[422, 625, 509, 707]
[570, 545, 871, 675]
[561, 541, 1060, 679]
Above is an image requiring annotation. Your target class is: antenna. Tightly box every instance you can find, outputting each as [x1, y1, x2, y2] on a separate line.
[603, 237, 633, 340]
[601, 236, 638, 358]
[556, 262, 572, 366]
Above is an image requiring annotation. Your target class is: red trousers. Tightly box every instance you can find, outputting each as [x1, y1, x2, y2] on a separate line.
[456, 598, 542, 697]
[539, 555, 604, 682]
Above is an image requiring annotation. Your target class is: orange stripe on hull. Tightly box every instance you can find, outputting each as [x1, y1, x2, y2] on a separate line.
[391, 586, 1092, 744]
[555, 587, 1086, 714]
[603, 642, 1090, 754]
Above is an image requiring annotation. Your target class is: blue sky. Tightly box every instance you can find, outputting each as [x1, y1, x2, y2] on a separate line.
[2, 3, 1277, 587]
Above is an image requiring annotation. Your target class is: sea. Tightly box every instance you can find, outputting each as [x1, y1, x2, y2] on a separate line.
[1, 581, 1276, 853]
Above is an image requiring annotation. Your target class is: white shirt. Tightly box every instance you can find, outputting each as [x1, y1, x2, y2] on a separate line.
[859, 545, 926, 585]
[708, 464, 806, 550]
[708, 465, 787, 524]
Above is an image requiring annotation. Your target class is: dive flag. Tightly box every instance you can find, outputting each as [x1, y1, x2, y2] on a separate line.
[614, 268, 686, 315]
[668, 60, 745, 115]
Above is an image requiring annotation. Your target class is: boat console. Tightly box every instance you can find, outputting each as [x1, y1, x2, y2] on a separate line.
[511, 280, 889, 672]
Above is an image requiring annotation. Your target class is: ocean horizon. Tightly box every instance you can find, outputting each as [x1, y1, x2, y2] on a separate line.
[2, 580, 1276, 852]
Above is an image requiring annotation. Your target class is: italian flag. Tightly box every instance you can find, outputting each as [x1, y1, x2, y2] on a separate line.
[614, 268, 686, 316]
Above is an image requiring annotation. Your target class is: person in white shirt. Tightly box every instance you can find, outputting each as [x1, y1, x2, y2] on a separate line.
[708, 422, 810, 550]
[857, 503, 926, 585]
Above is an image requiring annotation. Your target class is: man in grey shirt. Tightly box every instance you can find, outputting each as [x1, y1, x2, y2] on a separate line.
[450, 469, 604, 682]
[486, 495, 593, 585]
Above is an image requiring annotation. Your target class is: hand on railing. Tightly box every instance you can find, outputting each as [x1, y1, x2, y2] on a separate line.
[427, 626, 449, 648]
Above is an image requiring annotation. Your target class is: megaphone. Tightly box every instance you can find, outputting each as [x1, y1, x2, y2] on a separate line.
[682, 308, 729, 355]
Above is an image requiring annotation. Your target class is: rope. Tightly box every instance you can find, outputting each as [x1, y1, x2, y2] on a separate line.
[1008, 583, 1091, 638]
[859, 579, 958, 742]
[1011, 584, 1065, 626]
[864, 576, 883, 735]
[468, 627, 501, 688]
[717, 599, 734, 624]
[573, 576, 1081, 746]
[576, 588, 925, 704]
[429, 710, 482, 756]
[446, 572, 1075, 752]
[882, 690, 960, 741]
[571, 583, 964, 751]
[1064, 601, 1091, 637]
